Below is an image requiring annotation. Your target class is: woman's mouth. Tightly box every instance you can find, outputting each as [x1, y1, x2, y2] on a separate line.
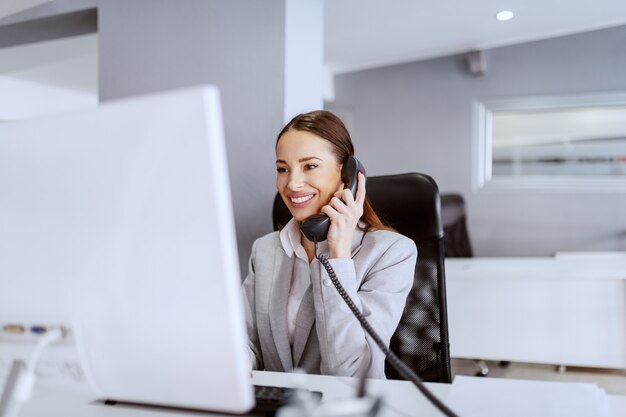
[289, 193, 315, 208]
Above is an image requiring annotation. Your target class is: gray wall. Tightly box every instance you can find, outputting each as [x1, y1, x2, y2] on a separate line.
[328, 25, 626, 256]
[0, 0, 96, 47]
[98, 0, 286, 273]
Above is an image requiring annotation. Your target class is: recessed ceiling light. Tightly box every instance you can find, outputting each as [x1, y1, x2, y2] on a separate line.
[496, 10, 514, 21]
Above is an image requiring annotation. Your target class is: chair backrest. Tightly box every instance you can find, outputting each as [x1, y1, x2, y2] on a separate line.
[440, 194, 473, 258]
[271, 173, 452, 383]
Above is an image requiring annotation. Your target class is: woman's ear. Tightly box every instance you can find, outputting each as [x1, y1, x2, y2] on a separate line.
[335, 161, 345, 192]
[336, 179, 345, 193]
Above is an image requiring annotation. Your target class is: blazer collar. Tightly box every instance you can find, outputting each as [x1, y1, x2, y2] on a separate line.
[278, 218, 300, 258]
[268, 247, 294, 372]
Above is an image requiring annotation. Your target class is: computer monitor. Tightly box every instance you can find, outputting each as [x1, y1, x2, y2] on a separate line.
[0, 86, 254, 413]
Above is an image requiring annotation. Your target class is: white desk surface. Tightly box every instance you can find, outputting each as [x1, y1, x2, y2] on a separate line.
[17, 371, 626, 417]
[445, 256, 626, 368]
[445, 256, 626, 281]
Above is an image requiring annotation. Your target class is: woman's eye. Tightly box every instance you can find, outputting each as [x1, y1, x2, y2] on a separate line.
[276, 167, 288, 173]
[304, 164, 318, 170]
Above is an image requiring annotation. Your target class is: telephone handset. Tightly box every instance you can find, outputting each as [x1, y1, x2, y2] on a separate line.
[300, 156, 367, 242]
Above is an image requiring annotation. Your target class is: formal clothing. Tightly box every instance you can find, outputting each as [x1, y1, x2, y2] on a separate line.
[281, 219, 367, 344]
[242, 218, 417, 378]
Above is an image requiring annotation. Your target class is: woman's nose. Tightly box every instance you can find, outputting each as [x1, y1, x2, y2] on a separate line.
[287, 171, 304, 190]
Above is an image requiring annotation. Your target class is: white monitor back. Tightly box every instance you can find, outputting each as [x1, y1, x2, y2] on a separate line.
[0, 86, 254, 413]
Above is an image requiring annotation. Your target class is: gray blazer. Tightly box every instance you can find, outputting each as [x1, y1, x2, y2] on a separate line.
[242, 225, 417, 378]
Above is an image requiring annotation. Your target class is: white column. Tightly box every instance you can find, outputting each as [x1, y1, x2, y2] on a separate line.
[284, 0, 324, 122]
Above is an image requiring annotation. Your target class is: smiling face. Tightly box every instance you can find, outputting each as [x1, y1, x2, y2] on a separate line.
[276, 129, 343, 222]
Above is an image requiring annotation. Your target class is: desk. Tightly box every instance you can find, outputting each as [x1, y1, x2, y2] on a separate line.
[445, 256, 626, 368]
[16, 371, 626, 417]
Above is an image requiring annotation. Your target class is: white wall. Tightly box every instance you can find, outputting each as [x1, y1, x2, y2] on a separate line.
[0, 76, 95, 120]
[0, 34, 97, 120]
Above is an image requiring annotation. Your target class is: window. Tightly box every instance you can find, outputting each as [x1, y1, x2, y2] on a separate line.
[475, 93, 626, 190]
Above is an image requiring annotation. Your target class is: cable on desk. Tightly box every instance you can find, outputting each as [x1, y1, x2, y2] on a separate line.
[0, 328, 64, 417]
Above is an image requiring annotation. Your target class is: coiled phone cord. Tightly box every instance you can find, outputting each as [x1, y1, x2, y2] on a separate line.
[315, 248, 460, 417]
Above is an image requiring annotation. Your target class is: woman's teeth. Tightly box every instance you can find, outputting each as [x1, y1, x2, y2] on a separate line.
[291, 195, 314, 204]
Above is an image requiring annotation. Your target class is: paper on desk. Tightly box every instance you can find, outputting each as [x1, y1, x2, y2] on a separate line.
[445, 376, 609, 417]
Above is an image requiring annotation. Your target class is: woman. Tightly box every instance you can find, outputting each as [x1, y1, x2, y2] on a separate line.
[243, 110, 417, 378]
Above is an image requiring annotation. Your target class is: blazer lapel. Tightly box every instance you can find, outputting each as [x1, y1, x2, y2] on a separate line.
[268, 250, 294, 372]
[291, 285, 315, 366]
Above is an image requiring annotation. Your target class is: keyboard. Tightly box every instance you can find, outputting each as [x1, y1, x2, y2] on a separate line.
[253, 384, 323, 414]
[102, 385, 323, 416]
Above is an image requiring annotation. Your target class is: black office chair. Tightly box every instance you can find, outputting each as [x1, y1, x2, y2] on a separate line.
[441, 194, 473, 258]
[272, 173, 452, 383]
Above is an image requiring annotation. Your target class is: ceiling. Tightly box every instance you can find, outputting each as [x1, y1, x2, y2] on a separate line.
[325, 0, 626, 74]
[3, 1, 626, 87]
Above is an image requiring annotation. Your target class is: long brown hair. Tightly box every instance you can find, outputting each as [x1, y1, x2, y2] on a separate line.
[276, 110, 393, 232]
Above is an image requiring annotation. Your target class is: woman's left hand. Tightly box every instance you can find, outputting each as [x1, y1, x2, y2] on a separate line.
[321, 172, 366, 259]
